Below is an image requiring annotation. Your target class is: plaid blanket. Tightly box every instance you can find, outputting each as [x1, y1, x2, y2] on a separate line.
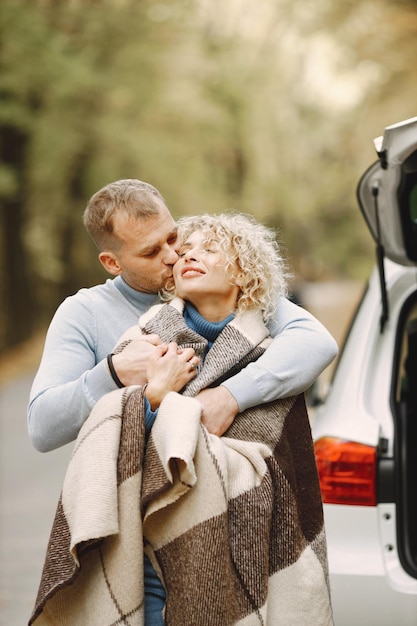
[29, 299, 333, 625]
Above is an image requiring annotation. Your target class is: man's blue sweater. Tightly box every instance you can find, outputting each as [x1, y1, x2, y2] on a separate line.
[28, 276, 338, 452]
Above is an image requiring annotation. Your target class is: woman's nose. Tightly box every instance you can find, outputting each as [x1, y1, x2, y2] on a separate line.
[183, 248, 198, 261]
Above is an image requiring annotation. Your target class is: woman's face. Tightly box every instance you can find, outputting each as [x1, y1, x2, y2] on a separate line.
[173, 229, 241, 320]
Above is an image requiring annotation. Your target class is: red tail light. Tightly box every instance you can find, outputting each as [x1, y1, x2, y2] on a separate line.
[314, 437, 377, 506]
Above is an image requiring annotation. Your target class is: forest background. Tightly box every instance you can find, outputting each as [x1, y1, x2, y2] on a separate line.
[1, 0, 417, 352]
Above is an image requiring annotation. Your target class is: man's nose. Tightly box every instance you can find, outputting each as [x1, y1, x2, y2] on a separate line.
[164, 245, 180, 265]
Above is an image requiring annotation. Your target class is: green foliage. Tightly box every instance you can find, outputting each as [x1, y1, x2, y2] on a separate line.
[0, 0, 416, 347]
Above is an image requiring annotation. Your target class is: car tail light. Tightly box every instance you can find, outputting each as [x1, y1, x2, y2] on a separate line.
[314, 437, 377, 506]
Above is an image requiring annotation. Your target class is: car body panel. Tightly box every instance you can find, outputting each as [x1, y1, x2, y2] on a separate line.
[324, 504, 417, 626]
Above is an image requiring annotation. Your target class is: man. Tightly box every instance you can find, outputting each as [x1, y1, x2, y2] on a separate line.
[28, 179, 338, 452]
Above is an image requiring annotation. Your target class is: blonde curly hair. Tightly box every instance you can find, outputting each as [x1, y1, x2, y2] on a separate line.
[165, 212, 289, 321]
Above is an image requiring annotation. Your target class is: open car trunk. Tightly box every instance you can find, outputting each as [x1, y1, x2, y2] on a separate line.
[357, 116, 417, 579]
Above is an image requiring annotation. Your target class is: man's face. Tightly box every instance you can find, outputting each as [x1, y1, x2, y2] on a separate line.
[102, 204, 179, 293]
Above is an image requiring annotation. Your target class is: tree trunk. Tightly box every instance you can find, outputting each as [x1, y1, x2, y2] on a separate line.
[0, 125, 34, 349]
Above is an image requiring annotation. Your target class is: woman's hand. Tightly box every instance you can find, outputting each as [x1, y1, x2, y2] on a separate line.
[145, 342, 199, 410]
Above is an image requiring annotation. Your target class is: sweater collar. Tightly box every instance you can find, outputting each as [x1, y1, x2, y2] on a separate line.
[114, 275, 159, 308]
[183, 302, 235, 344]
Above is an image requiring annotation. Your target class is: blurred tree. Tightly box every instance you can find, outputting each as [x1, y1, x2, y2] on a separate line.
[0, 0, 181, 348]
[0, 123, 34, 346]
[0, 0, 416, 349]
[184, 0, 417, 280]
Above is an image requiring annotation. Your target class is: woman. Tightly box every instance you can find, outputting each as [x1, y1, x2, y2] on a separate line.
[143, 212, 288, 413]
[142, 213, 291, 624]
[31, 213, 333, 626]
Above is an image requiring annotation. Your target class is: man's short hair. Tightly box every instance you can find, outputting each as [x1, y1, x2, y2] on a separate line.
[83, 179, 166, 251]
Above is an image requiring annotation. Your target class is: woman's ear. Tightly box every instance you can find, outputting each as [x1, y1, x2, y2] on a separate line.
[98, 251, 122, 276]
[235, 271, 245, 288]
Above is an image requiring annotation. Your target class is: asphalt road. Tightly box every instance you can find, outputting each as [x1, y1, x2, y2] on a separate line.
[0, 373, 72, 625]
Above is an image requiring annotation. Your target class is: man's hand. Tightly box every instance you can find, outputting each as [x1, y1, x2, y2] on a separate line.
[145, 342, 199, 409]
[111, 334, 162, 387]
[196, 386, 239, 436]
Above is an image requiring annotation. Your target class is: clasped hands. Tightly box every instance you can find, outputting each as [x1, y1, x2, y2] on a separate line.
[111, 334, 238, 435]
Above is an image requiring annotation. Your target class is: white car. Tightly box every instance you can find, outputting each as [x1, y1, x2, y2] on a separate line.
[313, 116, 417, 625]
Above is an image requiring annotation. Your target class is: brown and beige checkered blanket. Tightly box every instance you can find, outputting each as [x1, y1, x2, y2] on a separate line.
[29, 299, 333, 625]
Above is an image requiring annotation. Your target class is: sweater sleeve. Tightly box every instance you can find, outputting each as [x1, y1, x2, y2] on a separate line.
[221, 297, 338, 411]
[27, 296, 119, 452]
